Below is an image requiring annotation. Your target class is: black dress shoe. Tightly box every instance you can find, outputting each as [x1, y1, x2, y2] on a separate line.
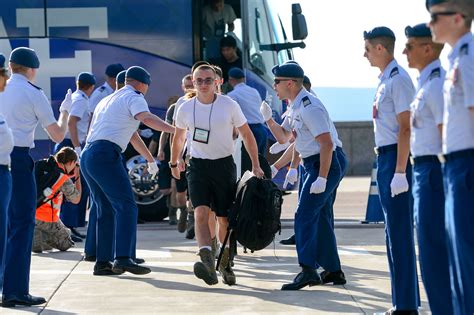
[281, 268, 322, 290]
[70, 234, 83, 243]
[1, 294, 46, 307]
[69, 227, 86, 239]
[280, 234, 296, 245]
[112, 258, 151, 275]
[93, 261, 123, 276]
[384, 308, 418, 315]
[320, 270, 347, 285]
[84, 255, 96, 262]
[134, 257, 145, 264]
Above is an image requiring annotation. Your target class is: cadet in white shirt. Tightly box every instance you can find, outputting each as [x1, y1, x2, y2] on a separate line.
[81, 66, 174, 276]
[0, 53, 14, 303]
[363, 27, 419, 314]
[404, 23, 452, 315]
[54, 72, 96, 239]
[427, 1, 474, 314]
[171, 64, 264, 287]
[261, 62, 346, 291]
[0, 47, 69, 307]
[88, 63, 124, 115]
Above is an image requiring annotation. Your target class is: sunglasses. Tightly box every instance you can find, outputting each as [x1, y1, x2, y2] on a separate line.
[194, 77, 215, 85]
[430, 11, 462, 23]
[274, 78, 297, 85]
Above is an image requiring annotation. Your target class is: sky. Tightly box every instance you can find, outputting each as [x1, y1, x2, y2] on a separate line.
[269, 0, 440, 88]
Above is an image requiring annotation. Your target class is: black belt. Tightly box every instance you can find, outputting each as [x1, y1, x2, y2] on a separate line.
[410, 155, 440, 165]
[13, 146, 30, 152]
[441, 148, 474, 163]
[0, 165, 9, 171]
[374, 144, 397, 155]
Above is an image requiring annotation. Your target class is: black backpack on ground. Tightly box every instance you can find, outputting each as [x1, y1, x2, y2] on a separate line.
[217, 173, 283, 268]
[34, 157, 64, 208]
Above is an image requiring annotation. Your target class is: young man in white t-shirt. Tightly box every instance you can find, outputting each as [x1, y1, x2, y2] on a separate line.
[171, 64, 264, 286]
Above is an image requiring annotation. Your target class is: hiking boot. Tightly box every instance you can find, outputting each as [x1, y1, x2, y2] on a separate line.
[218, 247, 236, 285]
[193, 248, 218, 285]
[211, 237, 220, 259]
[185, 212, 195, 239]
[168, 207, 177, 225]
[177, 208, 188, 233]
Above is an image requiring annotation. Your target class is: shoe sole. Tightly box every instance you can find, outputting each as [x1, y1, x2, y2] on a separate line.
[322, 279, 346, 285]
[1, 300, 46, 307]
[221, 273, 236, 286]
[193, 262, 218, 285]
[112, 266, 151, 275]
[93, 269, 123, 276]
[281, 279, 322, 290]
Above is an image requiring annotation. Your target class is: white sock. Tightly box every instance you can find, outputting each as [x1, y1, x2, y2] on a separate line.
[199, 246, 212, 251]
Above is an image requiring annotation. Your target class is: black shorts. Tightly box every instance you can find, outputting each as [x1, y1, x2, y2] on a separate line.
[186, 155, 237, 217]
[158, 162, 172, 190]
[175, 170, 188, 193]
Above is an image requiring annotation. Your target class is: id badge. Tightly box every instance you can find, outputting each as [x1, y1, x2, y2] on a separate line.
[193, 127, 210, 144]
[372, 103, 378, 119]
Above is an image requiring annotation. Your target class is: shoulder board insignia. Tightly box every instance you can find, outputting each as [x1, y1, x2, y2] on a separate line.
[134, 90, 143, 95]
[460, 43, 469, 56]
[390, 67, 399, 78]
[28, 82, 42, 90]
[0, 121, 4, 125]
[99, 86, 106, 92]
[302, 96, 311, 107]
[429, 67, 441, 80]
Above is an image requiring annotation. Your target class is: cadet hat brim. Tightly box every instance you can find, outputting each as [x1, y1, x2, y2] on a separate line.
[125, 66, 151, 85]
[105, 63, 125, 78]
[405, 23, 432, 38]
[363, 26, 396, 40]
[9, 47, 40, 69]
[272, 62, 304, 79]
[425, 0, 447, 10]
[77, 72, 96, 85]
[0, 53, 5, 69]
[116, 70, 126, 84]
[303, 75, 311, 85]
[228, 67, 245, 79]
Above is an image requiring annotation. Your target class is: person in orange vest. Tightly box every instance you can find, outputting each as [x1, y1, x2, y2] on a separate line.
[33, 147, 81, 253]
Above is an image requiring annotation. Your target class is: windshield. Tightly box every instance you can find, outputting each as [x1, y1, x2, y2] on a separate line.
[267, 3, 291, 64]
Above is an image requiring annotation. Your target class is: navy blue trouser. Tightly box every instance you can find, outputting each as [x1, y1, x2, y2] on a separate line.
[412, 160, 452, 315]
[81, 141, 137, 262]
[248, 123, 268, 156]
[0, 166, 12, 293]
[295, 151, 343, 271]
[3, 148, 36, 296]
[443, 153, 474, 315]
[377, 150, 419, 310]
[54, 139, 89, 228]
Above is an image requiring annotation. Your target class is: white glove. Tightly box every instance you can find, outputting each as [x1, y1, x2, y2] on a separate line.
[260, 101, 272, 121]
[59, 89, 73, 113]
[270, 165, 278, 179]
[310, 176, 327, 194]
[139, 128, 154, 138]
[43, 187, 53, 198]
[269, 141, 291, 154]
[283, 168, 298, 189]
[74, 147, 82, 160]
[390, 173, 409, 197]
[147, 162, 159, 176]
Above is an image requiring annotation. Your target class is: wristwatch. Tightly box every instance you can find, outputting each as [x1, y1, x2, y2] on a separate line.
[168, 161, 178, 168]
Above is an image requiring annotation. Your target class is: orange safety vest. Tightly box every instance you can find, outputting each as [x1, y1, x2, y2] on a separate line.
[35, 171, 70, 223]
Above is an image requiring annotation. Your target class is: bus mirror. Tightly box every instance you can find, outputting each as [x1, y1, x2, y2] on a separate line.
[291, 3, 308, 40]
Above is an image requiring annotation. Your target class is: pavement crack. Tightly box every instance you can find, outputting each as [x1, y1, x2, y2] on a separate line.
[344, 285, 367, 314]
[38, 257, 83, 314]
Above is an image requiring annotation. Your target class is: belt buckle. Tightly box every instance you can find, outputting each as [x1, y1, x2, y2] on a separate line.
[410, 156, 415, 165]
[437, 153, 446, 164]
[374, 147, 379, 155]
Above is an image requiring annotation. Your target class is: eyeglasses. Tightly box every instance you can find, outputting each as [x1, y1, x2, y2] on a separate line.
[194, 77, 215, 85]
[274, 78, 297, 85]
[430, 11, 462, 23]
[405, 42, 430, 51]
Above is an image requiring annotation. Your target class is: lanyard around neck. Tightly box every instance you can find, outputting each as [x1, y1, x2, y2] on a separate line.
[193, 95, 215, 132]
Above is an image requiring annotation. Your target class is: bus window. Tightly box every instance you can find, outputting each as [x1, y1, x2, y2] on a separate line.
[246, 0, 275, 84]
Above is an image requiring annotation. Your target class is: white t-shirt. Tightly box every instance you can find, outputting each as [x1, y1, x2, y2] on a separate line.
[67, 90, 91, 144]
[175, 94, 246, 160]
[86, 85, 150, 151]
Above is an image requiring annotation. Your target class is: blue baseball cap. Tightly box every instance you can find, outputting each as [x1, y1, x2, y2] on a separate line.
[272, 63, 304, 78]
[426, 0, 447, 10]
[9, 47, 40, 69]
[0, 53, 5, 68]
[363, 26, 396, 40]
[77, 72, 96, 85]
[105, 63, 125, 78]
[116, 70, 126, 84]
[125, 66, 151, 85]
[228, 67, 245, 79]
[405, 23, 432, 38]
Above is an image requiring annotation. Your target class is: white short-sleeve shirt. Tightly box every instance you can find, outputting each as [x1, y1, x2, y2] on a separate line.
[88, 82, 114, 115]
[67, 90, 91, 144]
[0, 74, 56, 148]
[282, 89, 342, 158]
[373, 60, 415, 147]
[443, 32, 474, 154]
[86, 85, 150, 151]
[0, 113, 14, 165]
[175, 94, 246, 160]
[410, 60, 445, 157]
[227, 82, 264, 124]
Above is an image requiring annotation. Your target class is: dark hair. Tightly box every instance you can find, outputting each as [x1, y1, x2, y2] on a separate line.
[191, 61, 210, 73]
[78, 81, 94, 91]
[212, 65, 223, 78]
[55, 147, 77, 164]
[368, 36, 395, 55]
[220, 36, 237, 48]
[193, 64, 217, 76]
